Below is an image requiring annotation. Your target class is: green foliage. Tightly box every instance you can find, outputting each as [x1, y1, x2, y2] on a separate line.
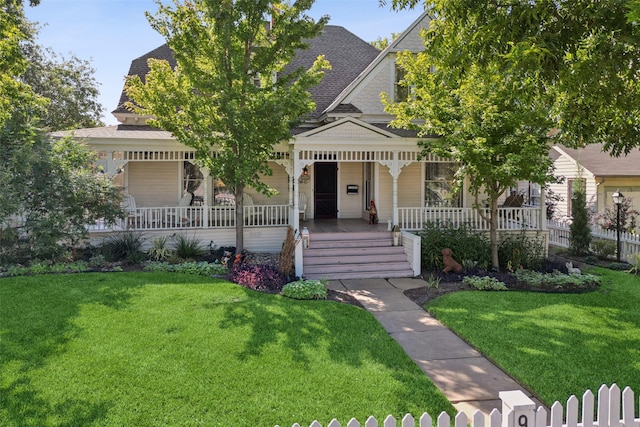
[125, 0, 330, 252]
[514, 269, 600, 290]
[498, 232, 545, 271]
[418, 221, 490, 271]
[21, 23, 104, 131]
[590, 238, 616, 259]
[607, 262, 631, 271]
[388, 0, 640, 157]
[569, 188, 591, 256]
[629, 253, 640, 274]
[172, 234, 206, 260]
[100, 232, 146, 263]
[462, 276, 508, 291]
[424, 274, 441, 289]
[383, 16, 554, 269]
[281, 279, 328, 300]
[147, 236, 172, 261]
[143, 261, 227, 276]
[0, 272, 455, 425]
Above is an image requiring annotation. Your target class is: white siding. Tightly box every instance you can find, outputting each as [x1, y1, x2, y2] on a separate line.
[398, 162, 422, 207]
[394, 14, 430, 52]
[549, 153, 596, 219]
[339, 162, 364, 218]
[128, 161, 179, 206]
[249, 162, 290, 205]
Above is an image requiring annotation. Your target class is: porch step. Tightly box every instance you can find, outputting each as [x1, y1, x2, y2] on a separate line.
[302, 231, 414, 280]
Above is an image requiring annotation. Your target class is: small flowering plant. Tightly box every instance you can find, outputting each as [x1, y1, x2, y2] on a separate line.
[281, 279, 328, 300]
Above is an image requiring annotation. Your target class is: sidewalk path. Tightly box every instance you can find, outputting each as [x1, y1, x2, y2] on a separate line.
[326, 277, 543, 418]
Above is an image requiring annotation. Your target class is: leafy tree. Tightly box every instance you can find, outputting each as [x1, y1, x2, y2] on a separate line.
[569, 187, 591, 256]
[370, 32, 400, 49]
[20, 24, 104, 131]
[593, 197, 639, 233]
[126, 0, 330, 254]
[383, 0, 640, 157]
[0, 0, 121, 263]
[383, 39, 554, 269]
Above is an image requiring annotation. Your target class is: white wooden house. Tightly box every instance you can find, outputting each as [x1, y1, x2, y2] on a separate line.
[547, 144, 640, 220]
[52, 12, 545, 278]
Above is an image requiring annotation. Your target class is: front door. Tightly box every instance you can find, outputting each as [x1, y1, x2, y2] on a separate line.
[314, 162, 337, 219]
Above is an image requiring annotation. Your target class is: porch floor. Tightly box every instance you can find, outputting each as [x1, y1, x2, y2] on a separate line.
[300, 218, 390, 233]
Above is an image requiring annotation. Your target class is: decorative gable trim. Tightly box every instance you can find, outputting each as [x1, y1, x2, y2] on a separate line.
[295, 117, 399, 140]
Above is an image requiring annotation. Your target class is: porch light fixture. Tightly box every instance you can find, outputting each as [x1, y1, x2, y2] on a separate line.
[612, 189, 624, 262]
[299, 166, 310, 183]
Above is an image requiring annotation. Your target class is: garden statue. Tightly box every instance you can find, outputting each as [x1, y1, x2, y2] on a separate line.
[442, 248, 463, 273]
[369, 200, 379, 224]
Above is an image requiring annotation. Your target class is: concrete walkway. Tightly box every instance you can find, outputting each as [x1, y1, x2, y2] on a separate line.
[326, 277, 543, 418]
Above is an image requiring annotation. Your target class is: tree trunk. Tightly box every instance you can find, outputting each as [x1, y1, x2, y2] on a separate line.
[489, 197, 500, 270]
[235, 185, 244, 255]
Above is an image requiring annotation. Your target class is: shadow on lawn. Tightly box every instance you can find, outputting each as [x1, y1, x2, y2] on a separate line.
[427, 271, 640, 405]
[218, 287, 455, 416]
[0, 273, 177, 426]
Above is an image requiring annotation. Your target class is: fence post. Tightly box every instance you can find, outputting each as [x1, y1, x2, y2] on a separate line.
[500, 391, 536, 427]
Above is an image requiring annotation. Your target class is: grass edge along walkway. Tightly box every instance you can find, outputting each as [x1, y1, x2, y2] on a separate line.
[426, 268, 640, 407]
[0, 272, 455, 427]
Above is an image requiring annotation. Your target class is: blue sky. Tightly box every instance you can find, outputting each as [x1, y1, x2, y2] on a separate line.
[25, 0, 424, 126]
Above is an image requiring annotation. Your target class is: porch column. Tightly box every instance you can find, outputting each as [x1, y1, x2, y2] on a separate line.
[539, 189, 547, 231]
[391, 151, 400, 227]
[293, 151, 303, 277]
[201, 167, 210, 228]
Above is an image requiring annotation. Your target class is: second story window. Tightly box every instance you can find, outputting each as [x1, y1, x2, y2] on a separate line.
[394, 63, 409, 102]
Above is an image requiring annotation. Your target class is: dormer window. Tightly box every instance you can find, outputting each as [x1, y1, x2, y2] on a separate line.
[394, 63, 409, 102]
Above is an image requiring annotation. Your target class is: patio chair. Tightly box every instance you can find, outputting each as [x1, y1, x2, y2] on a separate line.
[243, 194, 264, 225]
[299, 193, 307, 221]
[178, 192, 193, 206]
[121, 194, 142, 227]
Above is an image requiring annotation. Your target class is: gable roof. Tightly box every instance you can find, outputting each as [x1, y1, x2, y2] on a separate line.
[323, 10, 431, 115]
[112, 25, 380, 121]
[553, 144, 640, 177]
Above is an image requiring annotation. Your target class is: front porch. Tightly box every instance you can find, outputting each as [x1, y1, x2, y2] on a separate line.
[89, 206, 544, 234]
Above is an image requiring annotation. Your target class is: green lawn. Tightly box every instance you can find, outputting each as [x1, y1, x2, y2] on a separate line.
[426, 268, 640, 406]
[0, 272, 454, 426]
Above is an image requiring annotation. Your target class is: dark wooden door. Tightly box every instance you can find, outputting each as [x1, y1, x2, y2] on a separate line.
[314, 162, 337, 219]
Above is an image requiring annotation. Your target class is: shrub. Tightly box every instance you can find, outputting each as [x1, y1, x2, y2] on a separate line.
[172, 234, 206, 260]
[498, 232, 545, 271]
[418, 221, 490, 271]
[147, 236, 172, 261]
[607, 262, 630, 271]
[101, 232, 145, 262]
[281, 279, 328, 300]
[514, 269, 601, 289]
[462, 275, 508, 291]
[143, 261, 227, 276]
[229, 263, 287, 292]
[590, 238, 616, 259]
[569, 187, 591, 255]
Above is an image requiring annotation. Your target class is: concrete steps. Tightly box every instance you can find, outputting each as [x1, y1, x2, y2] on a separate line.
[302, 231, 414, 280]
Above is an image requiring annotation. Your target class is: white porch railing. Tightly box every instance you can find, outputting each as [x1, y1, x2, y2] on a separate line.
[87, 205, 290, 232]
[279, 384, 639, 427]
[399, 207, 543, 231]
[548, 220, 640, 262]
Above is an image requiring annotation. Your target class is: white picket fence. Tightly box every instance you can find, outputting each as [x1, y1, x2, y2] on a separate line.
[279, 384, 640, 427]
[548, 220, 640, 262]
